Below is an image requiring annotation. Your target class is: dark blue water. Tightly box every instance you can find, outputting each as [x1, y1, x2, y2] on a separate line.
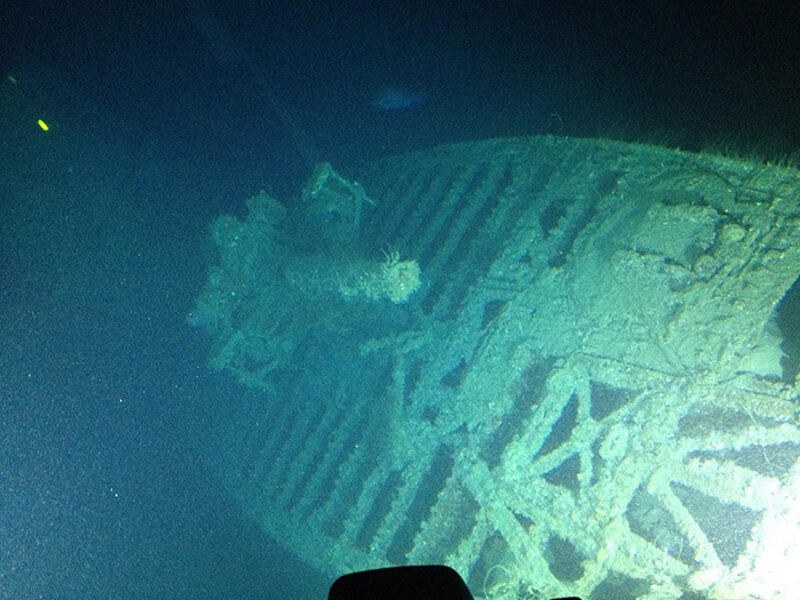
[2, 2, 799, 598]
[0, 72, 330, 596]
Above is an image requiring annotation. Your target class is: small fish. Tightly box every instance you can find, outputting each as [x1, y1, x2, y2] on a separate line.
[370, 87, 427, 111]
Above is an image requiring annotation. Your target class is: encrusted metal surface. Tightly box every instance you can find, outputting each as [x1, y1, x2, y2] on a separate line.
[196, 136, 800, 598]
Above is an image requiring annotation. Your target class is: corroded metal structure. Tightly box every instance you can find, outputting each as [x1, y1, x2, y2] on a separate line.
[194, 137, 800, 598]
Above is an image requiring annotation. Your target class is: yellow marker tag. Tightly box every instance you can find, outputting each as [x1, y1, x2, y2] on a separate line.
[37, 118, 49, 131]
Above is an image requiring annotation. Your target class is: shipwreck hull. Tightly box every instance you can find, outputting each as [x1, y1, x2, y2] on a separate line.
[196, 136, 800, 598]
